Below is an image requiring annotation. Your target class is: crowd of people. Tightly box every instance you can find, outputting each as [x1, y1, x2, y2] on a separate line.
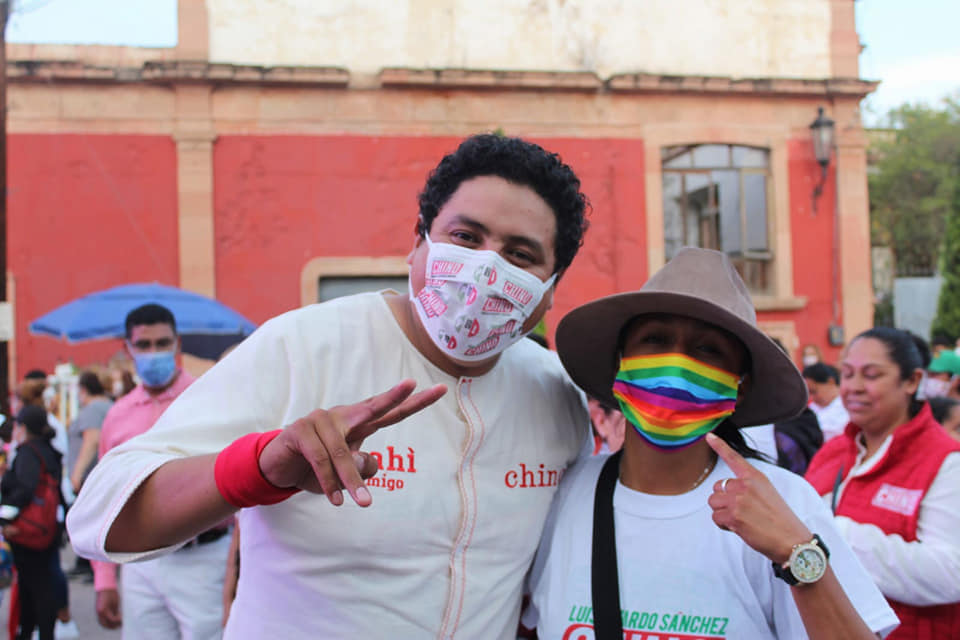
[0, 134, 955, 638]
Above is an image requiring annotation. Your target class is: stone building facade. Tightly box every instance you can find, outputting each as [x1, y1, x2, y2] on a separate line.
[7, 0, 875, 375]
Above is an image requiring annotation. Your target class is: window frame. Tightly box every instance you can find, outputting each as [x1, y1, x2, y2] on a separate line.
[644, 128, 805, 311]
[300, 256, 409, 307]
[661, 143, 774, 293]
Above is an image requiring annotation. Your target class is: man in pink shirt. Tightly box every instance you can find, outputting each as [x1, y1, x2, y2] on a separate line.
[92, 304, 229, 639]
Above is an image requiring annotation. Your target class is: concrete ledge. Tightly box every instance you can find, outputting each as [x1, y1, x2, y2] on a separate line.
[608, 73, 878, 98]
[379, 68, 603, 91]
[6, 60, 877, 99]
[8, 60, 351, 87]
[753, 295, 809, 312]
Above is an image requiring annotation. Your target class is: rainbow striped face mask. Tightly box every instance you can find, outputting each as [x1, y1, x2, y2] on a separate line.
[613, 353, 740, 451]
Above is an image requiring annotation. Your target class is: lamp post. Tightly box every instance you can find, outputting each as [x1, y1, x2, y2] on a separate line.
[810, 106, 836, 210]
[810, 106, 844, 347]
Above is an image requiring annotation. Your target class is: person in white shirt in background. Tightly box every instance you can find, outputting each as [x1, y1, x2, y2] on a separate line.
[67, 134, 592, 639]
[921, 349, 960, 401]
[801, 343, 822, 368]
[803, 362, 849, 442]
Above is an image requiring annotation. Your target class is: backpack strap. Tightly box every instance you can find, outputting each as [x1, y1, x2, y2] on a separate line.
[591, 451, 624, 640]
[19, 441, 63, 507]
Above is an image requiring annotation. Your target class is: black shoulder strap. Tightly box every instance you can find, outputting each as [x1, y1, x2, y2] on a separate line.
[591, 451, 623, 640]
[19, 441, 47, 475]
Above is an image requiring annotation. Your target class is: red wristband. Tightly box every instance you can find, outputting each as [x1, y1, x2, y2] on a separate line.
[215, 430, 300, 508]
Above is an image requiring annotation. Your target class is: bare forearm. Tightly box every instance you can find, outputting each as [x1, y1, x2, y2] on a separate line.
[792, 567, 877, 639]
[104, 454, 237, 553]
[71, 431, 100, 488]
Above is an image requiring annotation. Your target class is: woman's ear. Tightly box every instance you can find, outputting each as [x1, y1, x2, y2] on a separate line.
[905, 368, 924, 396]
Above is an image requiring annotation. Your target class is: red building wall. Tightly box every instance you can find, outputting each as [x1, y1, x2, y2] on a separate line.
[9, 132, 838, 377]
[9, 134, 179, 378]
[212, 135, 646, 338]
[782, 136, 842, 365]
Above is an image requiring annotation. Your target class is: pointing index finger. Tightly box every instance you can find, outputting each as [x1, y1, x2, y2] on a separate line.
[706, 432, 755, 478]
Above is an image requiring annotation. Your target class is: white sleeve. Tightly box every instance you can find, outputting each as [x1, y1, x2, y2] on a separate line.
[834, 452, 960, 606]
[66, 313, 299, 564]
[769, 471, 899, 639]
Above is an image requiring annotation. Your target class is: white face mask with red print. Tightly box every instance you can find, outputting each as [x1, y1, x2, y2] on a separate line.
[410, 235, 556, 362]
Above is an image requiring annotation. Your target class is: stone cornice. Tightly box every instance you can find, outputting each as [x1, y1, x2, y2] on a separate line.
[607, 73, 878, 98]
[378, 68, 603, 91]
[7, 60, 350, 87]
[5, 60, 879, 98]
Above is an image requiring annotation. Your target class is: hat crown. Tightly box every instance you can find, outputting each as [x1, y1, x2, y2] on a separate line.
[643, 248, 756, 327]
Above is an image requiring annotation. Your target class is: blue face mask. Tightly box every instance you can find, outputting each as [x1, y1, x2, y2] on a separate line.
[132, 350, 177, 388]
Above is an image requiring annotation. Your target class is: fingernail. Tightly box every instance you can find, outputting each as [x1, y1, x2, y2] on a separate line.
[356, 486, 371, 503]
[353, 452, 365, 471]
[331, 490, 343, 505]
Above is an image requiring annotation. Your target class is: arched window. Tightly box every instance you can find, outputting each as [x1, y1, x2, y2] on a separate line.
[661, 144, 771, 292]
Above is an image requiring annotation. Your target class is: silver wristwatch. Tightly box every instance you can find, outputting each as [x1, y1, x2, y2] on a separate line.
[772, 534, 830, 586]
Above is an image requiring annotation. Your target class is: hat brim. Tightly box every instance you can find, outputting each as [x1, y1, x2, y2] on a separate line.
[556, 291, 808, 427]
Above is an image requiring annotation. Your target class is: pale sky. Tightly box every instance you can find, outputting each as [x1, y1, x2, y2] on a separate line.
[6, 0, 958, 126]
[856, 0, 960, 124]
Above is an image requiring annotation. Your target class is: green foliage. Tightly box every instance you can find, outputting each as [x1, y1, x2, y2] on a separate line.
[869, 97, 960, 276]
[931, 162, 960, 339]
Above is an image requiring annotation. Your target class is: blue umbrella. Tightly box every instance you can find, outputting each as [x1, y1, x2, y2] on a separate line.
[29, 283, 257, 360]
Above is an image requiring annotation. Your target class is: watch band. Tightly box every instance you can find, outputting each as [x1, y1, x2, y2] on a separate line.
[772, 533, 830, 586]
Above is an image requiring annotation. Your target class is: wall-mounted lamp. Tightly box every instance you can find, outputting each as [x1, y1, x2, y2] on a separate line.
[809, 106, 835, 211]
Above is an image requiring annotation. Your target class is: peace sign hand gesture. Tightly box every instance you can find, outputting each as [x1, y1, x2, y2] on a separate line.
[705, 432, 813, 564]
[259, 379, 447, 508]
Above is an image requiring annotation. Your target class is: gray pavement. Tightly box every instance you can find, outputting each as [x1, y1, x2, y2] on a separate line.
[0, 545, 121, 640]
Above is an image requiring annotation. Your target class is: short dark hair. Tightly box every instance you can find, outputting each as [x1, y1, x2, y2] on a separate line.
[905, 330, 932, 369]
[854, 327, 923, 381]
[932, 333, 955, 349]
[416, 133, 589, 274]
[15, 404, 54, 440]
[24, 369, 46, 381]
[802, 362, 839, 385]
[125, 304, 177, 339]
[77, 370, 106, 396]
[928, 396, 960, 425]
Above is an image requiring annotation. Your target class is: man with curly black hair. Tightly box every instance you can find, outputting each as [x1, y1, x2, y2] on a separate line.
[417, 133, 588, 276]
[70, 133, 593, 638]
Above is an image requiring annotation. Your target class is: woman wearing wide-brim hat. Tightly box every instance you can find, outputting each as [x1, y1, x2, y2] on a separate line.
[522, 248, 899, 639]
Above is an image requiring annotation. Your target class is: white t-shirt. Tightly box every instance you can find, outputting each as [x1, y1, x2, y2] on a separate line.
[68, 292, 591, 639]
[524, 453, 899, 639]
[810, 395, 849, 442]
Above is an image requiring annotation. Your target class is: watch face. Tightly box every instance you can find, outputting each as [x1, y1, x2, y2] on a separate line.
[792, 546, 827, 583]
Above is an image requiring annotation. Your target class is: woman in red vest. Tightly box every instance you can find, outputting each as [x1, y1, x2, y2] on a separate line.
[806, 327, 960, 639]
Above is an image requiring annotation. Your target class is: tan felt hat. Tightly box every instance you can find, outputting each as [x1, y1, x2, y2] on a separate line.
[556, 247, 808, 427]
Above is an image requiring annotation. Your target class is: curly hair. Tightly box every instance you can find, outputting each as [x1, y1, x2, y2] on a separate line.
[416, 134, 589, 274]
